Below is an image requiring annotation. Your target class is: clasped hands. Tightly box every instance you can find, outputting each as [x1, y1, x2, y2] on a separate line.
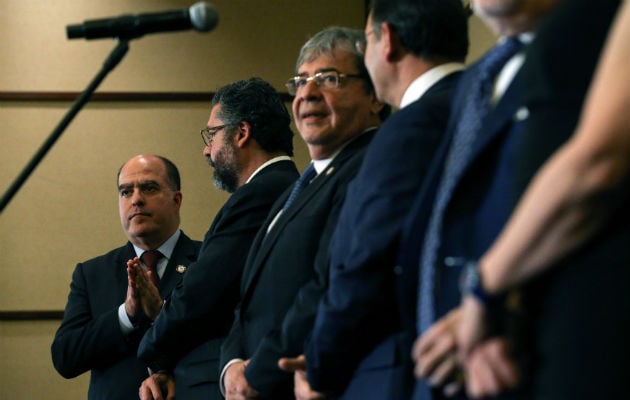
[223, 357, 323, 400]
[275, 302, 519, 400]
[275, 310, 478, 400]
[224, 359, 260, 400]
[125, 257, 163, 324]
[278, 355, 326, 400]
[414, 299, 519, 398]
[138, 371, 175, 400]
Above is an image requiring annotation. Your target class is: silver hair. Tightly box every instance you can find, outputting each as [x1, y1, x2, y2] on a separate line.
[295, 26, 367, 74]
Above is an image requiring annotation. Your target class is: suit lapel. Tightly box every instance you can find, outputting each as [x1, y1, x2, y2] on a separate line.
[448, 69, 525, 205]
[159, 232, 198, 296]
[239, 171, 331, 297]
[240, 131, 373, 299]
[468, 73, 524, 164]
[236, 161, 298, 294]
[424, 71, 462, 98]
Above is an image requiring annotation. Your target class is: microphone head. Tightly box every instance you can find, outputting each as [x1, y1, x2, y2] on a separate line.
[189, 2, 219, 32]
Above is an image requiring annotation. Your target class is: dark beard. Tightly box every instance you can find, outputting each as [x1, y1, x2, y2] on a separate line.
[207, 154, 238, 193]
[213, 165, 238, 193]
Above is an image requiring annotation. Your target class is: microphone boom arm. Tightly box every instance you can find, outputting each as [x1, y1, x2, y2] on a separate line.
[0, 39, 130, 213]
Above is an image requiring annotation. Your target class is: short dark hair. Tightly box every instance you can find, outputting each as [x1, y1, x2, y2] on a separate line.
[212, 77, 294, 156]
[370, 0, 469, 63]
[156, 155, 181, 191]
[116, 155, 181, 191]
[296, 26, 391, 121]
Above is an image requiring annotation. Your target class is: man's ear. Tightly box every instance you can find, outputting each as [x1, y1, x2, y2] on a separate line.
[172, 191, 183, 209]
[235, 121, 252, 148]
[371, 95, 387, 116]
[381, 22, 403, 62]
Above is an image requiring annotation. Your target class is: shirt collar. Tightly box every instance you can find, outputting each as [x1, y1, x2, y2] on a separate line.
[310, 126, 378, 174]
[246, 155, 293, 183]
[400, 62, 465, 108]
[311, 158, 331, 175]
[498, 32, 535, 46]
[133, 229, 181, 259]
[491, 32, 536, 104]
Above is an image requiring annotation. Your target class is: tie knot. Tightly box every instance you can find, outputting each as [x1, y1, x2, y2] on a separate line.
[479, 37, 524, 83]
[141, 250, 163, 270]
[299, 163, 317, 184]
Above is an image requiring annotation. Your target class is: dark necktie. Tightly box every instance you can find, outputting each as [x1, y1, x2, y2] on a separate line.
[141, 250, 163, 287]
[417, 37, 524, 333]
[282, 163, 317, 211]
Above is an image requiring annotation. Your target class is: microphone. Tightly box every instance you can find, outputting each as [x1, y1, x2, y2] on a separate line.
[66, 2, 218, 40]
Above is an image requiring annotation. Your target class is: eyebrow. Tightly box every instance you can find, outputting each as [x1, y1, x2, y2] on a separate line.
[118, 180, 161, 191]
[296, 68, 339, 77]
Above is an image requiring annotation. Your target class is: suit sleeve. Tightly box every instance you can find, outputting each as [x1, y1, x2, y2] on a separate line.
[51, 263, 142, 378]
[218, 305, 246, 371]
[138, 181, 282, 372]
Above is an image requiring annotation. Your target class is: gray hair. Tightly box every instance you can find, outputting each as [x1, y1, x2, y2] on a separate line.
[295, 26, 369, 84]
[294, 26, 391, 121]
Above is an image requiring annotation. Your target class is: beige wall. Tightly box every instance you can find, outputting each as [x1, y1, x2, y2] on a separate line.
[0, 1, 494, 398]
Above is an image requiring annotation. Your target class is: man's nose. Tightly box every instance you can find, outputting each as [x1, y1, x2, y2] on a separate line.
[298, 79, 322, 100]
[131, 188, 145, 206]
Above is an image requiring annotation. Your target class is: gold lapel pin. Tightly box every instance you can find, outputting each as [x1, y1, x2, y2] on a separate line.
[176, 265, 187, 274]
[326, 167, 335, 176]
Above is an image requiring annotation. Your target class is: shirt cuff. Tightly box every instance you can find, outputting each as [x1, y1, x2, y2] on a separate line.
[117, 303, 136, 334]
[220, 358, 244, 397]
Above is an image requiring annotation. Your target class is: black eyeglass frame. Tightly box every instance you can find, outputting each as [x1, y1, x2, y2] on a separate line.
[200, 124, 227, 146]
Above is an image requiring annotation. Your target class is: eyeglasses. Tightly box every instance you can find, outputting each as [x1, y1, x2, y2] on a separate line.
[355, 30, 373, 54]
[355, 40, 366, 55]
[285, 70, 364, 96]
[200, 124, 226, 146]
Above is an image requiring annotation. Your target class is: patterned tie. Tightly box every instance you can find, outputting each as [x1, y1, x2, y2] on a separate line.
[282, 163, 316, 211]
[141, 250, 163, 287]
[417, 38, 524, 334]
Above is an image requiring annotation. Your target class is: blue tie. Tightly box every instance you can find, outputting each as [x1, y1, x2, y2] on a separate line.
[417, 38, 524, 334]
[282, 163, 316, 211]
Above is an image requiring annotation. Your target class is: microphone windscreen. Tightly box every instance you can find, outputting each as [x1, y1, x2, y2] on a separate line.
[190, 2, 219, 32]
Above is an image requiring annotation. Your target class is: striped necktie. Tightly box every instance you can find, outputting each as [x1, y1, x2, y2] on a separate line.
[417, 37, 524, 334]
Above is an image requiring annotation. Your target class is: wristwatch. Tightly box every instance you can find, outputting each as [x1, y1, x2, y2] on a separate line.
[459, 261, 491, 304]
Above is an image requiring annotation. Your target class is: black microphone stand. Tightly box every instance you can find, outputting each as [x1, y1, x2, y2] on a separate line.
[0, 39, 130, 213]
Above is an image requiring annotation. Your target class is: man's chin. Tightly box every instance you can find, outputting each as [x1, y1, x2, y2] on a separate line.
[127, 223, 154, 239]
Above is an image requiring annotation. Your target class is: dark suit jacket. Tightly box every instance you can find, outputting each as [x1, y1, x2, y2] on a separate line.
[137, 160, 298, 400]
[220, 131, 375, 399]
[51, 232, 200, 400]
[513, 2, 628, 398]
[397, 50, 528, 400]
[302, 72, 462, 399]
